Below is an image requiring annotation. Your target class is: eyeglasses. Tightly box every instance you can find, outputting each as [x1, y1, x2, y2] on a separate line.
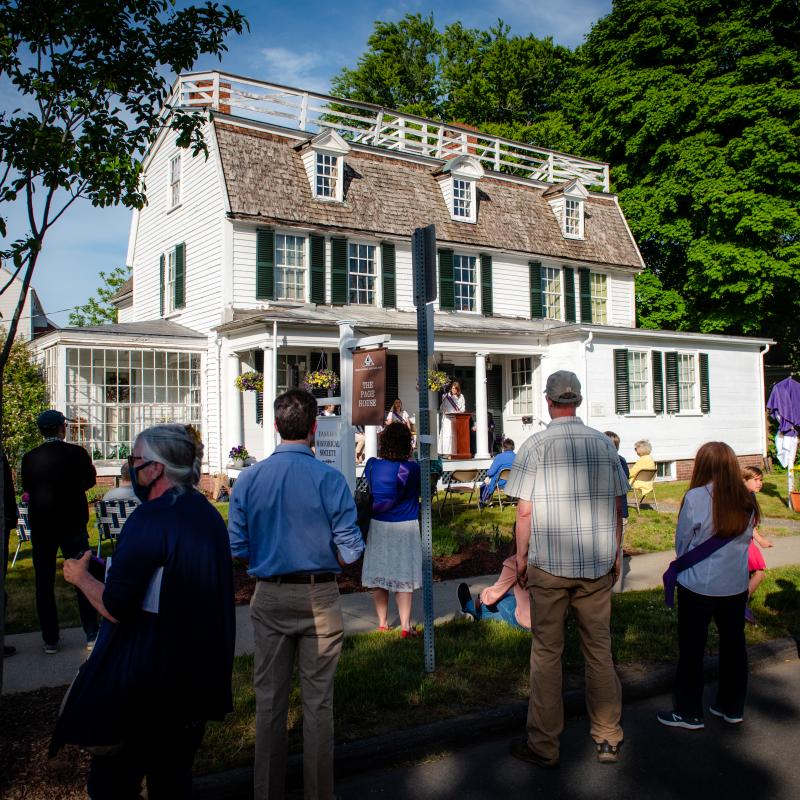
[127, 456, 156, 471]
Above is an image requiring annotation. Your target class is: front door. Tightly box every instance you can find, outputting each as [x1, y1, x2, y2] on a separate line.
[451, 366, 475, 413]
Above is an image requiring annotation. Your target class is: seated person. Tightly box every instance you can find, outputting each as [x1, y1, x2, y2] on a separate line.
[478, 438, 515, 507]
[102, 462, 138, 502]
[457, 531, 530, 631]
[629, 439, 656, 499]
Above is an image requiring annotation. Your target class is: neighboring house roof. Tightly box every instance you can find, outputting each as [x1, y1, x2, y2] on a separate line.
[111, 277, 133, 304]
[214, 123, 644, 272]
[61, 320, 205, 338]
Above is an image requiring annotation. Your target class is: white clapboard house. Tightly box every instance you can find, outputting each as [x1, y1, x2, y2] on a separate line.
[31, 71, 772, 478]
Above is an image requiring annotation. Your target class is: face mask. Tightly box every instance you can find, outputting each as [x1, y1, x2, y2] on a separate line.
[129, 461, 160, 503]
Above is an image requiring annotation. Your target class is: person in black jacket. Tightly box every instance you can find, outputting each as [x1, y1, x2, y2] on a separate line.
[21, 410, 99, 653]
[3, 452, 18, 656]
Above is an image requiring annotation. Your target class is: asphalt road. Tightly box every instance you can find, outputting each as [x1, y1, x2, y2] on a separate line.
[333, 657, 800, 800]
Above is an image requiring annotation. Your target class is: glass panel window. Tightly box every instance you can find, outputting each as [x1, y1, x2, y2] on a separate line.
[277, 354, 308, 394]
[542, 266, 562, 320]
[275, 234, 306, 300]
[511, 357, 533, 415]
[678, 353, 697, 411]
[166, 249, 177, 313]
[453, 254, 477, 311]
[315, 152, 338, 198]
[348, 243, 376, 305]
[591, 272, 607, 323]
[565, 198, 581, 236]
[452, 178, 472, 219]
[628, 351, 649, 412]
[169, 154, 181, 208]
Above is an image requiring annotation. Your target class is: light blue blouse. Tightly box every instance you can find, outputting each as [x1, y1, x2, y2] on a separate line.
[675, 484, 753, 597]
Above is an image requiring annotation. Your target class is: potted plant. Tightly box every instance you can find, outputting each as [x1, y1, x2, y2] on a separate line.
[790, 468, 800, 512]
[427, 370, 449, 392]
[235, 371, 264, 392]
[304, 369, 339, 392]
[229, 445, 249, 468]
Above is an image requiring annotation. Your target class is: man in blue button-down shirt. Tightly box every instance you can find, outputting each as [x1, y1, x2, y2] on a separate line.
[229, 389, 364, 800]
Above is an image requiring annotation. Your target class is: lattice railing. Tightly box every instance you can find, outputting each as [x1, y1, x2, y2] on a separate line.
[170, 71, 610, 192]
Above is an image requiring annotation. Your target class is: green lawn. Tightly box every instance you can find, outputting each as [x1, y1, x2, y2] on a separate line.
[195, 565, 800, 776]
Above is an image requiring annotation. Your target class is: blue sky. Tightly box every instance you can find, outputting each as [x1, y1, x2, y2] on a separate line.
[12, 0, 611, 324]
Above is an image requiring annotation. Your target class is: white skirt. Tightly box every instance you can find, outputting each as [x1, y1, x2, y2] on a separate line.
[361, 518, 422, 592]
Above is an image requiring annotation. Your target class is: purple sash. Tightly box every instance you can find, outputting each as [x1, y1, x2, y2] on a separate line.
[444, 394, 460, 413]
[662, 535, 735, 608]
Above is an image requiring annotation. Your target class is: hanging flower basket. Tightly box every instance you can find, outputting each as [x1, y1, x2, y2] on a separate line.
[427, 370, 450, 392]
[235, 371, 263, 392]
[304, 369, 339, 391]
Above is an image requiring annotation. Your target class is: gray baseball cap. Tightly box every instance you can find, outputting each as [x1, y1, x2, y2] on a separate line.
[544, 371, 582, 405]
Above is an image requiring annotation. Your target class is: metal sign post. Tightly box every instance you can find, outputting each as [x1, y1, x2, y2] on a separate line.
[413, 225, 437, 673]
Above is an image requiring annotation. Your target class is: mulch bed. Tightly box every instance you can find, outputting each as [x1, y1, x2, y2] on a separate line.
[234, 538, 507, 604]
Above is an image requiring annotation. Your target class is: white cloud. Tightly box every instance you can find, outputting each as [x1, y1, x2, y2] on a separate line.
[259, 47, 333, 93]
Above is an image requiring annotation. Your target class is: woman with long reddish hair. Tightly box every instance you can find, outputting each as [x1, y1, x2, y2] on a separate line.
[658, 442, 760, 730]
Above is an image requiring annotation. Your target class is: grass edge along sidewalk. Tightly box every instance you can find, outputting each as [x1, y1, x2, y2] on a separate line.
[193, 635, 800, 800]
[193, 565, 800, 779]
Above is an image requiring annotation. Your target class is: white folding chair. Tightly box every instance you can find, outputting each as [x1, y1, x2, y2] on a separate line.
[11, 503, 31, 568]
[629, 468, 658, 513]
[95, 499, 140, 556]
[441, 469, 480, 517]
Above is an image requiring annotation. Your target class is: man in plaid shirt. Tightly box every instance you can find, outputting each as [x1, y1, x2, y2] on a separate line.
[505, 371, 629, 768]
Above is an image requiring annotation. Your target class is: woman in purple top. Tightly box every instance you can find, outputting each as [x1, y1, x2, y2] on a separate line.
[361, 423, 422, 637]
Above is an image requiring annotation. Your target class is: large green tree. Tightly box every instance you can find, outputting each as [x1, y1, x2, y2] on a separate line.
[68, 265, 132, 326]
[0, 0, 245, 687]
[563, 0, 800, 359]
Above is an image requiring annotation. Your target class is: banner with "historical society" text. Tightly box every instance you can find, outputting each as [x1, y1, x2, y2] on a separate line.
[351, 347, 386, 426]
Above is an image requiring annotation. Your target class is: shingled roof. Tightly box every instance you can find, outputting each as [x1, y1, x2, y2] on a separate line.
[215, 122, 643, 271]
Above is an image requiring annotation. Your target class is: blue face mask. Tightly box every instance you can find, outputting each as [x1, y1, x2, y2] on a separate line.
[129, 460, 160, 503]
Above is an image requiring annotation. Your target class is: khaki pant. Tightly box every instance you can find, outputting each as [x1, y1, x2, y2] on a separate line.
[251, 579, 344, 800]
[526, 565, 623, 760]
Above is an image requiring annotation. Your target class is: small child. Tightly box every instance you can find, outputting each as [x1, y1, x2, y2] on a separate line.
[742, 465, 773, 623]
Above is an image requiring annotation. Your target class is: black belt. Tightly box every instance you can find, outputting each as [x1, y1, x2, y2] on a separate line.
[258, 573, 336, 584]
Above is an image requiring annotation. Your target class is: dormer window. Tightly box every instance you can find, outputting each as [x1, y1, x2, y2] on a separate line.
[435, 154, 484, 223]
[299, 129, 350, 203]
[544, 179, 588, 240]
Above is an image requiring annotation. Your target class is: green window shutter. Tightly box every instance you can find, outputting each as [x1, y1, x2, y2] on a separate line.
[330, 237, 348, 305]
[529, 261, 543, 319]
[310, 234, 326, 304]
[652, 351, 664, 414]
[256, 228, 275, 300]
[159, 254, 165, 317]
[699, 353, 710, 413]
[173, 242, 186, 309]
[614, 349, 630, 414]
[382, 242, 396, 309]
[438, 249, 454, 311]
[665, 351, 680, 413]
[480, 253, 493, 316]
[564, 266, 576, 322]
[254, 349, 264, 424]
[386, 353, 399, 410]
[579, 268, 592, 323]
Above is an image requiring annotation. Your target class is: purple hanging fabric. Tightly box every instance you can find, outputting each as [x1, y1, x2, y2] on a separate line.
[766, 377, 800, 436]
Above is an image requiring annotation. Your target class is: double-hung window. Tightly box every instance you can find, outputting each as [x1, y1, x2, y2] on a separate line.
[315, 152, 338, 199]
[453, 178, 473, 220]
[275, 234, 306, 301]
[348, 243, 376, 305]
[165, 250, 177, 313]
[542, 266, 562, 320]
[511, 357, 533, 415]
[565, 198, 581, 236]
[678, 353, 697, 411]
[169, 154, 181, 209]
[590, 272, 607, 323]
[453, 254, 477, 311]
[627, 351, 649, 412]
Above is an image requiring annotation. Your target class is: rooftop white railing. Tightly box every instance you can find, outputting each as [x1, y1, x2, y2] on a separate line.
[171, 71, 610, 192]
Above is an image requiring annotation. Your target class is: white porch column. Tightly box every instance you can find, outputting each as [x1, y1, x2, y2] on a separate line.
[226, 351, 243, 463]
[365, 425, 379, 461]
[261, 345, 276, 459]
[474, 352, 491, 459]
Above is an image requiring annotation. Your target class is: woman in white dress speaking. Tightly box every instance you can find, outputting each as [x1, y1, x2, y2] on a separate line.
[438, 381, 465, 457]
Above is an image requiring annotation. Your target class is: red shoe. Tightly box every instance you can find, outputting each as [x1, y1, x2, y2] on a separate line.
[377, 625, 393, 632]
[401, 628, 419, 639]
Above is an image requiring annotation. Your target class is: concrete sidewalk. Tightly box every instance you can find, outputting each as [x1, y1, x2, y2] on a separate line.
[4, 533, 800, 695]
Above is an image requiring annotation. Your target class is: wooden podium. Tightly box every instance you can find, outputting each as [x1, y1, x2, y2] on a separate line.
[446, 412, 472, 460]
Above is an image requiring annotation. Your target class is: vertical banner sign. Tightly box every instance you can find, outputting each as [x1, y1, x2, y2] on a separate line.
[314, 416, 343, 472]
[351, 347, 386, 426]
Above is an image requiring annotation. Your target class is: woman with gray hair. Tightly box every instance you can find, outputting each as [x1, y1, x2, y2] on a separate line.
[52, 424, 235, 799]
[629, 439, 656, 501]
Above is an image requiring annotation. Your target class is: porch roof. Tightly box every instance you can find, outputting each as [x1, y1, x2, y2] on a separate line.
[215, 304, 567, 337]
[32, 319, 207, 350]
